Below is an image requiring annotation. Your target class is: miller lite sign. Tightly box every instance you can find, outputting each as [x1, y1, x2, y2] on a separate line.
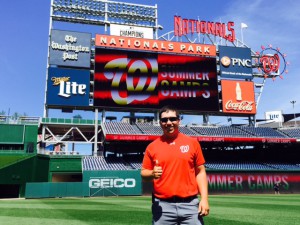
[46, 67, 90, 107]
[265, 111, 284, 122]
[221, 80, 256, 115]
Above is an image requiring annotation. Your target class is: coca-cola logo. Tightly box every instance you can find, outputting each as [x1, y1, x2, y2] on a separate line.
[225, 100, 254, 112]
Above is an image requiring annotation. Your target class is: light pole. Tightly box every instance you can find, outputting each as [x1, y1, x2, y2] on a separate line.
[290, 100, 296, 126]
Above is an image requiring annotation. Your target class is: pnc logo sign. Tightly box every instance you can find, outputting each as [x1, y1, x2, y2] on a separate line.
[219, 46, 253, 79]
[221, 56, 252, 68]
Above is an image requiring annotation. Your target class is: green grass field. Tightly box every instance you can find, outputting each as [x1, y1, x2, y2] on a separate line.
[0, 195, 299, 225]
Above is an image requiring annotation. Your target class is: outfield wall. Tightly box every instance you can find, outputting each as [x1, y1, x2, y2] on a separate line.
[142, 171, 300, 195]
[25, 170, 142, 198]
[207, 171, 300, 194]
[0, 155, 49, 198]
[2, 155, 299, 198]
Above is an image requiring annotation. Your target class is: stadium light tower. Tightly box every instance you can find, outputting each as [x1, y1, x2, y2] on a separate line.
[290, 100, 296, 126]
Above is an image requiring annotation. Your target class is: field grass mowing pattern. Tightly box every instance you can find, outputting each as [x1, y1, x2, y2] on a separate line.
[0, 195, 299, 225]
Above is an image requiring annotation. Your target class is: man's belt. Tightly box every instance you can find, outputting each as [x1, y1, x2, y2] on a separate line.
[156, 195, 198, 203]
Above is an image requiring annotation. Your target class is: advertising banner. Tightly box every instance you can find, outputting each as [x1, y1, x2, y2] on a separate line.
[219, 46, 253, 79]
[83, 170, 142, 196]
[49, 30, 91, 68]
[207, 172, 300, 194]
[110, 24, 153, 39]
[46, 67, 90, 107]
[265, 111, 284, 122]
[95, 34, 216, 57]
[93, 48, 219, 112]
[221, 80, 256, 115]
[104, 134, 296, 143]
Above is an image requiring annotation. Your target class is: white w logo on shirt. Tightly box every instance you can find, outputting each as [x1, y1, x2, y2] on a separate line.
[180, 145, 189, 153]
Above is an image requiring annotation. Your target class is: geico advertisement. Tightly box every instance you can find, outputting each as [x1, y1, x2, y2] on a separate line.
[93, 48, 219, 112]
[46, 67, 90, 107]
[84, 170, 142, 195]
[89, 178, 136, 188]
[207, 173, 300, 192]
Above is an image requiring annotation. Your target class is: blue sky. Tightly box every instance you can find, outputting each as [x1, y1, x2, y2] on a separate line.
[0, 0, 299, 125]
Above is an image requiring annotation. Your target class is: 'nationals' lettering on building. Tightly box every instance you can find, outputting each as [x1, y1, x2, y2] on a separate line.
[174, 16, 236, 42]
[95, 34, 216, 57]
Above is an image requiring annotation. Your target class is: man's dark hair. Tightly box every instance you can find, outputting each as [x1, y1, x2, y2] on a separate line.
[159, 105, 180, 119]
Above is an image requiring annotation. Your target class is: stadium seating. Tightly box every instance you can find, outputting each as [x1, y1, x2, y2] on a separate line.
[205, 161, 300, 171]
[103, 122, 142, 135]
[205, 161, 274, 171]
[263, 162, 300, 170]
[82, 156, 128, 170]
[238, 127, 287, 138]
[82, 156, 300, 172]
[190, 126, 251, 137]
[102, 122, 300, 139]
[278, 128, 300, 138]
[83, 123, 300, 173]
[135, 123, 162, 135]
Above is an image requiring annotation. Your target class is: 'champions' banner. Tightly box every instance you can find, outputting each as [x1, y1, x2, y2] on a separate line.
[93, 48, 219, 112]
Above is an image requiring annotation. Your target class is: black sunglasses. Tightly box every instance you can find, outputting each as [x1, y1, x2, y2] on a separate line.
[160, 117, 179, 123]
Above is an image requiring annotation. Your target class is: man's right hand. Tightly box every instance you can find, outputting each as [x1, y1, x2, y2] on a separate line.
[152, 160, 163, 179]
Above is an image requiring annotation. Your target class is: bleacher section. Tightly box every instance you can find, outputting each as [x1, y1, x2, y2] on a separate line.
[279, 128, 300, 138]
[73, 124, 300, 175]
[83, 156, 129, 170]
[264, 162, 300, 170]
[238, 127, 287, 138]
[103, 121, 142, 135]
[179, 126, 198, 136]
[205, 161, 275, 171]
[82, 156, 300, 172]
[135, 123, 162, 135]
[103, 122, 296, 139]
[190, 126, 251, 137]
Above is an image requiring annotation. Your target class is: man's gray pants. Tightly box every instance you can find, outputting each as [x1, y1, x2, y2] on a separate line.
[152, 197, 204, 225]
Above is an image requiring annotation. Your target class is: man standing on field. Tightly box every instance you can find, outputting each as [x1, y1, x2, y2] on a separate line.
[141, 105, 209, 225]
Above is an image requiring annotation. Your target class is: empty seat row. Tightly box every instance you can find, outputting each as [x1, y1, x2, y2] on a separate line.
[83, 156, 128, 170]
[279, 128, 300, 138]
[103, 122, 299, 138]
[239, 127, 287, 138]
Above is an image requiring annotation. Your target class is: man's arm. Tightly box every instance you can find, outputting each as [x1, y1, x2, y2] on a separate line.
[141, 168, 154, 181]
[141, 163, 163, 180]
[196, 164, 210, 216]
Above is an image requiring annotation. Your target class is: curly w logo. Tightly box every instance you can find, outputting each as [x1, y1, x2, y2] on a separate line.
[103, 58, 158, 105]
[180, 145, 189, 153]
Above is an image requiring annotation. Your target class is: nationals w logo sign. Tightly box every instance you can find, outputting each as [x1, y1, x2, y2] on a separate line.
[259, 54, 280, 74]
[256, 44, 289, 80]
[103, 58, 158, 105]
